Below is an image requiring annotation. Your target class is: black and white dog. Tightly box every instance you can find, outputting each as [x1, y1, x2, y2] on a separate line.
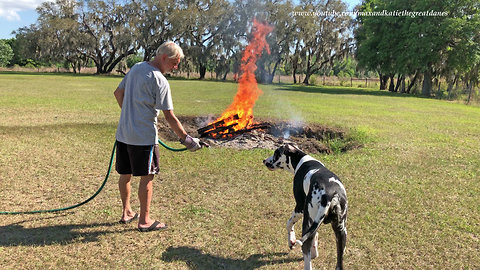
[263, 143, 347, 270]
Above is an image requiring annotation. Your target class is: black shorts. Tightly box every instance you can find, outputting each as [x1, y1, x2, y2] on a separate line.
[115, 140, 160, 176]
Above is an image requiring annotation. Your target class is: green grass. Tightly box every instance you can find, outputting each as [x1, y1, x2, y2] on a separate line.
[0, 72, 479, 269]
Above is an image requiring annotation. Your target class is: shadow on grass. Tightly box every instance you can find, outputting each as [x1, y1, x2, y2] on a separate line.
[274, 84, 415, 98]
[161, 246, 301, 270]
[0, 217, 128, 246]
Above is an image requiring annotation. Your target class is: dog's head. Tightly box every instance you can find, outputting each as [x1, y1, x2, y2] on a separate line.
[263, 143, 303, 174]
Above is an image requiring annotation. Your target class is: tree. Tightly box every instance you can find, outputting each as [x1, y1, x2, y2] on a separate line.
[332, 57, 356, 77]
[443, 0, 480, 102]
[355, 0, 404, 91]
[295, 0, 352, 85]
[289, 38, 303, 84]
[0, 40, 14, 67]
[356, 0, 480, 97]
[129, 0, 176, 61]
[256, 0, 296, 84]
[12, 25, 42, 65]
[172, 0, 232, 80]
[3, 38, 20, 66]
[78, 0, 137, 74]
[35, 0, 88, 73]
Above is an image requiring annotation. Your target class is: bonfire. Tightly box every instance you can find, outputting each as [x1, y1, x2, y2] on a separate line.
[198, 19, 273, 139]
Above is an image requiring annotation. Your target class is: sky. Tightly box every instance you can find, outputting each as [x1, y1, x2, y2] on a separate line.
[0, 0, 49, 39]
[0, 0, 362, 40]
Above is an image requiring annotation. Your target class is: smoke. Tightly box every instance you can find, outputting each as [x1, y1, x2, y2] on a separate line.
[196, 115, 217, 128]
[271, 96, 306, 139]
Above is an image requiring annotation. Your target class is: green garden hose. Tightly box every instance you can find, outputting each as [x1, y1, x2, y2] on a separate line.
[0, 139, 187, 215]
[157, 138, 188, 152]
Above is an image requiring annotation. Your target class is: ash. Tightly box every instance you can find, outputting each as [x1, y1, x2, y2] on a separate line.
[157, 116, 356, 154]
[202, 130, 288, 150]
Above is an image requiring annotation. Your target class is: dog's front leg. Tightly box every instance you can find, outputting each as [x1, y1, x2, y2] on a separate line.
[286, 210, 302, 249]
[303, 251, 313, 270]
[302, 239, 314, 270]
[311, 232, 319, 259]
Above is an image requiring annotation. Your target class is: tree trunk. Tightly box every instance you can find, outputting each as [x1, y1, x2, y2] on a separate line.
[143, 50, 152, 61]
[407, 72, 419, 93]
[70, 61, 77, 74]
[222, 64, 230, 81]
[303, 72, 311, 85]
[292, 66, 297, 84]
[199, 65, 207, 80]
[379, 73, 389, 90]
[266, 60, 280, 84]
[394, 75, 404, 92]
[266, 74, 274, 84]
[422, 70, 432, 96]
[256, 64, 267, 84]
[400, 77, 406, 93]
[388, 74, 395, 92]
[466, 81, 473, 104]
[446, 75, 457, 99]
[436, 81, 442, 97]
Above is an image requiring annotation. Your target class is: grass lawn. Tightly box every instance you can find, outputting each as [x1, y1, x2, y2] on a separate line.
[0, 72, 479, 269]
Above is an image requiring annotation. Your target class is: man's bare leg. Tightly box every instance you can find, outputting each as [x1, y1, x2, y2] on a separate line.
[138, 174, 166, 229]
[119, 174, 137, 221]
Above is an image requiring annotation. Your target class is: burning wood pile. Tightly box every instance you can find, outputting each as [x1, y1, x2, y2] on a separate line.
[197, 114, 271, 138]
[197, 19, 273, 140]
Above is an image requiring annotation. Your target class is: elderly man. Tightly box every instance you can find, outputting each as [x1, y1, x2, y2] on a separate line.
[114, 41, 202, 232]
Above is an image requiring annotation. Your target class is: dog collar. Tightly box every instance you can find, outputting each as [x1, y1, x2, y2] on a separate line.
[294, 155, 318, 174]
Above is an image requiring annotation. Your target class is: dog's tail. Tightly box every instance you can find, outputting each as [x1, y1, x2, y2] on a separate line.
[295, 201, 332, 247]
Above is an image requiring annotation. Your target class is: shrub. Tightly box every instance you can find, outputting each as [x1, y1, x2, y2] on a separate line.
[0, 40, 14, 67]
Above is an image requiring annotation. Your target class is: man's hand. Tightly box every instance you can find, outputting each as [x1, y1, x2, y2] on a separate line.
[180, 135, 202, 152]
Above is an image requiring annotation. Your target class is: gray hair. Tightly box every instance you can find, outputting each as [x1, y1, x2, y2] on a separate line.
[156, 41, 184, 59]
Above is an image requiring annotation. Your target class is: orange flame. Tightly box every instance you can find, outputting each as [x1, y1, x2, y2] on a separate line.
[208, 19, 273, 138]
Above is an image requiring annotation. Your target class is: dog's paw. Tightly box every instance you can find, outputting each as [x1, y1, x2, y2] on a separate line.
[288, 240, 296, 249]
[288, 232, 296, 249]
[295, 240, 303, 246]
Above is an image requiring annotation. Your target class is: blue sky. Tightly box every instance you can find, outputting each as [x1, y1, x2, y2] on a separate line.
[0, 0, 362, 40]
[0, 0, 49, 39]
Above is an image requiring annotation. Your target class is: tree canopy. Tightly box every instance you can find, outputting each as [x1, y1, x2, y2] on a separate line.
[0, 40, 14, 67]
[8, 0, 354, 81]
[4, 0, 479, 101]
[355, 0, 480, 97]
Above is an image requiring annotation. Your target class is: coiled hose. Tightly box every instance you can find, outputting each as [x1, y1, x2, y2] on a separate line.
[0, 139, 187, 215]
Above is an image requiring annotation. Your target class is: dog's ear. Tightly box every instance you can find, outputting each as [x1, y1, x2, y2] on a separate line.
[283, 143, 299, 153]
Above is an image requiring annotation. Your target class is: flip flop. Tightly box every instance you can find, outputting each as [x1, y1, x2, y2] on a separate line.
[119, 213, 139, 224]
[138, 220, 168, 232]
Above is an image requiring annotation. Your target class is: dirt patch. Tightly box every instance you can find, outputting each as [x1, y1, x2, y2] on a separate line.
[157, 116, 362, 154]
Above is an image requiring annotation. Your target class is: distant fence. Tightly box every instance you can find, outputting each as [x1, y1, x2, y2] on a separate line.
[273, 74, 380, 88]
[0, 67, 380, 88]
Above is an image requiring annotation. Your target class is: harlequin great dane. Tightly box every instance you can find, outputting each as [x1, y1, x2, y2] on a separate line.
[263, 143, 347, 270]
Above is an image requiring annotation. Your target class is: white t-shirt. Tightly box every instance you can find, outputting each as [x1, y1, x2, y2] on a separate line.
[115, 62, 174, 145]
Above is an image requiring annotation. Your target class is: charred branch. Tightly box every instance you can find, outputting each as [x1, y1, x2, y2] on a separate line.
[199, 123, 238, 138]
[197, 114, 240, 134]
[198, 122, 272, 139]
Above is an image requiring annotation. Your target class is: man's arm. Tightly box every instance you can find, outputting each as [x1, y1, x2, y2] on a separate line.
[114, 87, 125, 108]
[162, 110, 187, 141]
